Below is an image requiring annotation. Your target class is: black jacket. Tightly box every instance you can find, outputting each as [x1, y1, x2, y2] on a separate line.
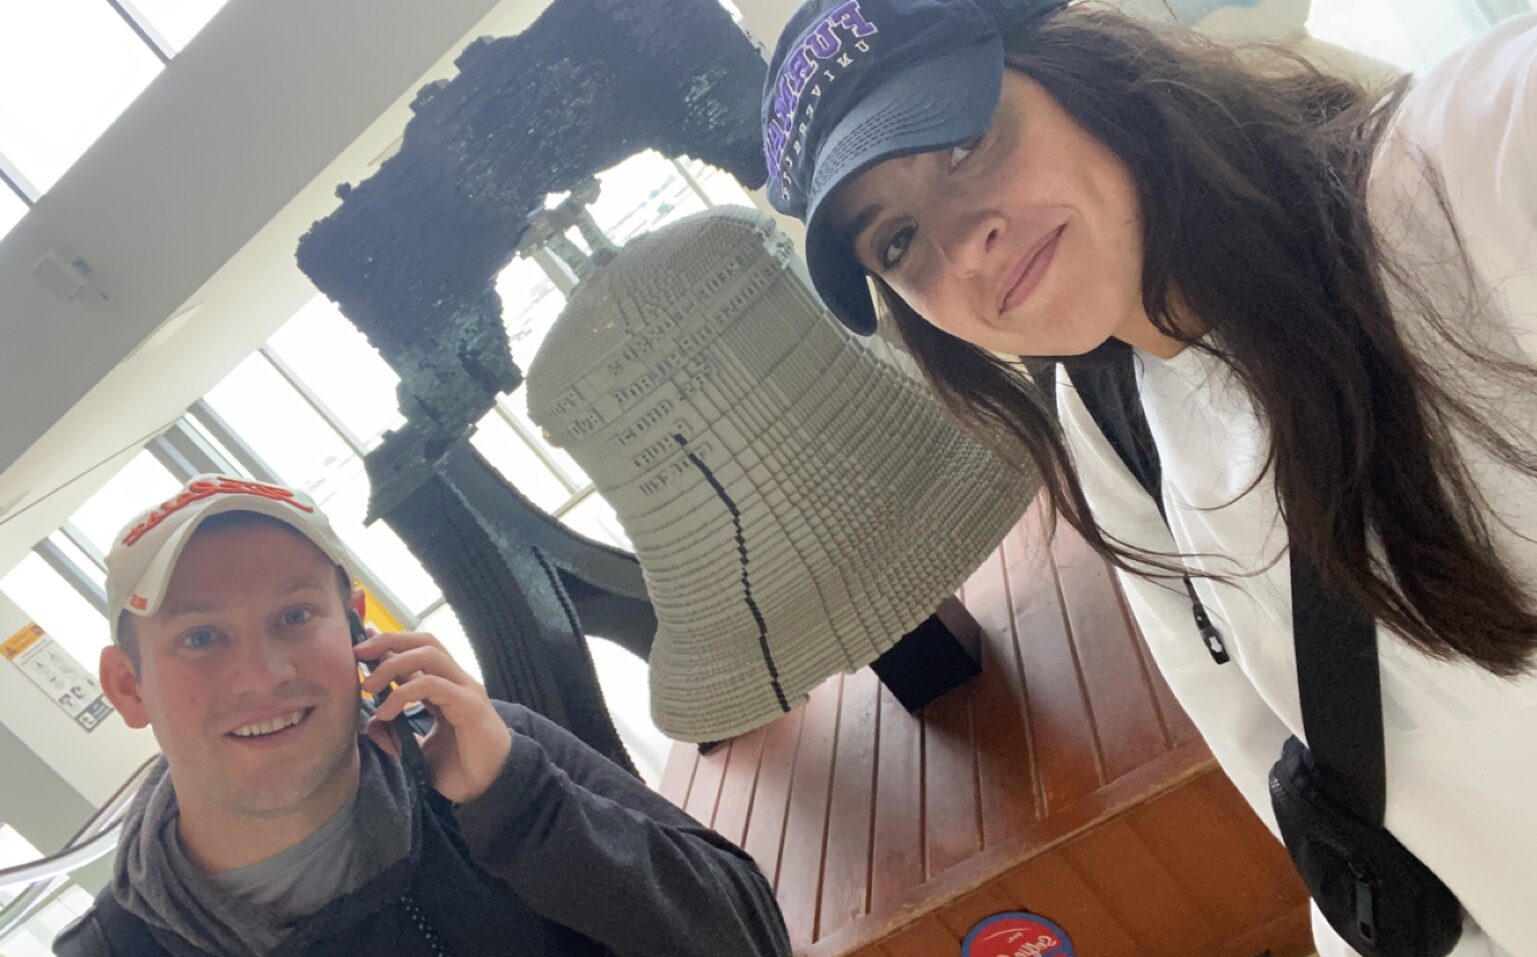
[55, 703, 791, 956]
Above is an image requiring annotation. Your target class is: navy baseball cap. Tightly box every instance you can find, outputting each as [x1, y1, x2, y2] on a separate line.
[762, 0, 1066, 334]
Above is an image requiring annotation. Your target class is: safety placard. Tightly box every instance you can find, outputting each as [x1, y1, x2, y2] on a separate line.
[2, 623, 114, 731]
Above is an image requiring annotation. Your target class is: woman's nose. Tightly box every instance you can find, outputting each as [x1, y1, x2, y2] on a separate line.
[940, 211, 1007, 278]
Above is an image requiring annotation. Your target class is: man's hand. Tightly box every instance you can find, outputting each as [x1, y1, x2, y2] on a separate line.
[354, 631, 513, 805]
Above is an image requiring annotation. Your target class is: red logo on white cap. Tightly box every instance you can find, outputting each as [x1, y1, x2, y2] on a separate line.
[129, 595, 148, 610]
[120, 477, 314, 548]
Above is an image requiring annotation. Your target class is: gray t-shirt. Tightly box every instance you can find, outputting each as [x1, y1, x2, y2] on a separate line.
[177, 794, 365, 923]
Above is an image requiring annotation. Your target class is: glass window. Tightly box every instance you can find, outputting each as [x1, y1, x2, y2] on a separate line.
[204, 353, 359, 491]
[46, 531, 106, 588]
[679, 156, 755, 208]
[418, 601, 481, 683]
[0, 881, 96, 957]
[496, 258, 569, 372]
[123, 0, 232, 54]
[1, 553, 109, 669]
[0, 184, 26, 242]
[1306, 0, 1423, 70]
[587, 637, 669, 787]
[1306, 0, 1513, 72]
[205, 353, 440, 614]
[559, 492, 631, 551]
[0, 823, 43, 907]
[588, 150, 710, 247]
[470, 411, 573, 514]
[0, 821, 41, 869]
[0, 0, 161, 192]
[265, 296, 406, 452]
[66, 451, 180, 555]
[182, 413, 247, 476]
[497, 389, 589, 491]
[314, 467, 441, 616]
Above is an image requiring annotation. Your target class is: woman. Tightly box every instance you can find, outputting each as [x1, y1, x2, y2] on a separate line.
[761, 1, 1537, 955]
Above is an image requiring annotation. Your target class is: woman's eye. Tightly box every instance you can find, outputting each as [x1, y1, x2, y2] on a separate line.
[181, 628, 219, 650]
[880, 225, 915, 271]
[948, 134, 984, 171]
[280, 606, 315, 627]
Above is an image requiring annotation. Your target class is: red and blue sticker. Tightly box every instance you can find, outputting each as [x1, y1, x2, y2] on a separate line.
[962, 912, 1075, 957]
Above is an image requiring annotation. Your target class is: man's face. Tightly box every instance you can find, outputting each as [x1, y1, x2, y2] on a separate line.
[102, 523, 361, 819]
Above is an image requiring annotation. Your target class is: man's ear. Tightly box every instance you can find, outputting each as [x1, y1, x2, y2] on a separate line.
[100, 645, 151, 729]
[350, 586, 367, 621]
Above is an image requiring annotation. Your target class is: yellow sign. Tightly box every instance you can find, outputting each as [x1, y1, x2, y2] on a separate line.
[361, 588, 405, 635]
[1, 622, 45, 661]
[2, 623, 114, 731]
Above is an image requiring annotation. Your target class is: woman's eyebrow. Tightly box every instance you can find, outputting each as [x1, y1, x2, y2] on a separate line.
[841, 204, 881, 257]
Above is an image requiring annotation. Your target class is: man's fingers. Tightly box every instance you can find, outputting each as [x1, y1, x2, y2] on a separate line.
[374, 673, 475, 724]
[352, 630, 448, 659]
[359, 645, 464, 694]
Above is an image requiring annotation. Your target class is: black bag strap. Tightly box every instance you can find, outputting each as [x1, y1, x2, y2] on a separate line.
[1057, 348, 1386, 825]
[1290, 555, 1387, 823]
[1053, 348, 1229, 664]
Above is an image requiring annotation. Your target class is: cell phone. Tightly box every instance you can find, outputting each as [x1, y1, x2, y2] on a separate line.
[348, 606, 431, 789]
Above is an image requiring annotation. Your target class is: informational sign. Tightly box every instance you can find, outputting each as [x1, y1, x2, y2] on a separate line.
[1, 623, 114, 732]
[962, 912, 1075, 957]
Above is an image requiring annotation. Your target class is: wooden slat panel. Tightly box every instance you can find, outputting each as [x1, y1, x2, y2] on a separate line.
[1049, 519, 1169, 783]
[741, 705, 806, 891]
[818, 667, 882, 942]
[964, 533, 1043, 852]
[659, 505, 1311, 957]
[1127, 775, 1301, 935]
[776, 675, 845, 952]
[1063, 816, 1222, 957]
[1009, 504, 1104, 813]
[684, 736, 732, 826]
[935, 883, 1019, 941]
[712, 726, 768, 847]
[998, 848, 1144, 957]
[1117, 581, 1205, 749]
[922, 674, 981, 879]
[657, 735, 699, 810]
[878, 916, 959, 957]
[1194, 772, 1309, 906]
[1220, 903, 1315, 957]
[868, 682, 924, 916]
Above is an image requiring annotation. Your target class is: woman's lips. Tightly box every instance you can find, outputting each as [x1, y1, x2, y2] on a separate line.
[1000, 224, 1066, 314]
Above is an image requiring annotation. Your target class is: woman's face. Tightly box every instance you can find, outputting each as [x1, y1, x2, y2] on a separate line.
[831, 71, 1148, 357]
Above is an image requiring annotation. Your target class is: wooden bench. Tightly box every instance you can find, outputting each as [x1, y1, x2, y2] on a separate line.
[659, 499, 1316, 957]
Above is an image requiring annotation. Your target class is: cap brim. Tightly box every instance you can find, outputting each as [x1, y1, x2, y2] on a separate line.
[801, 37, 1004, 335]
[119, 495, 351, 626]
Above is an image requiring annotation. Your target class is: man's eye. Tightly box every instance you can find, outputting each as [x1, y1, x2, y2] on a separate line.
[948, 134, 983, 170]
[280, 607, 315, 627]
[880, 225, 915, 271]
[181, 629, 219, 650]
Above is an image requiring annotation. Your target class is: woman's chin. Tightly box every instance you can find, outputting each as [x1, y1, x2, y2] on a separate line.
[988, 312, 1115, 359]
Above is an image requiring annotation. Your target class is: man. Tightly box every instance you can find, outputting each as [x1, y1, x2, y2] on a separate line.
[57, 474, 791, 956]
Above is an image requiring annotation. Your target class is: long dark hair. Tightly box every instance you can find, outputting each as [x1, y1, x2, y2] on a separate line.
[878, 5, 1537, 675]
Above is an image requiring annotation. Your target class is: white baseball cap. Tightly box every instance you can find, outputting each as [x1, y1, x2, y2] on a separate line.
[105, 474, 351, 642]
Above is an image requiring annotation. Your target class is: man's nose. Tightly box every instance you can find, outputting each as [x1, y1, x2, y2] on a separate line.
[225, 633, 298, 692]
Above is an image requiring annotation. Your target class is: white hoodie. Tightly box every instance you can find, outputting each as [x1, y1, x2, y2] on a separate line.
[1060, 16, 1537, 957]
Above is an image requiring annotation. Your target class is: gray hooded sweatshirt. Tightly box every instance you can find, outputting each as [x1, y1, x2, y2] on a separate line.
[56, 702, 792, 957]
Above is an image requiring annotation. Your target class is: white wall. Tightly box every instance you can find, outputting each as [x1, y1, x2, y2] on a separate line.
[0, 593, 156, 812]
